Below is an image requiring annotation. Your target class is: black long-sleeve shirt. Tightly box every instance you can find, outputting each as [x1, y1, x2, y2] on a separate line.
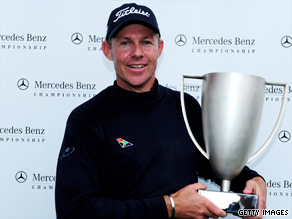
[55, 80, 261, 219]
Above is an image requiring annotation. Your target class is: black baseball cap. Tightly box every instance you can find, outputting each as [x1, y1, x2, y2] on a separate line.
[105, 3, 160, 41]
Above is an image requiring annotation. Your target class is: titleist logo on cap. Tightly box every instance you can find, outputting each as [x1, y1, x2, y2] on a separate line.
[113, 6, 150, 22]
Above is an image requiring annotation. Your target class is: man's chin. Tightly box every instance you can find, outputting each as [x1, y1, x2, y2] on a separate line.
[117, 77, 155, 92]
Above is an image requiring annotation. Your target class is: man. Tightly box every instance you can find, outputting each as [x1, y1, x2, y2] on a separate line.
[55, 3, 267, 219]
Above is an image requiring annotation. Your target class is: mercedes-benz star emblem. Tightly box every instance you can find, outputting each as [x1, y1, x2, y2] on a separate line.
[278, 130, 290, 143]
[17, 78, 29, 90]
[281, 36, 292, 48]
[175, 34, 187, 46]
[15, 171, 28, 183]
[71, 32, 83, 45]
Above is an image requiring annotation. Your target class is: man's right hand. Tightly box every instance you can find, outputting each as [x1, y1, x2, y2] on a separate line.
[164, 183, 227, 219]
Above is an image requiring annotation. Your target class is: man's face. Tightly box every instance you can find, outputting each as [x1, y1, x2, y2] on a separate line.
[102, 24, 164, 92]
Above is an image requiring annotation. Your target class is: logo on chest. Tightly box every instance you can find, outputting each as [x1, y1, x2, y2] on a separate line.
[116, 138, 133, 148]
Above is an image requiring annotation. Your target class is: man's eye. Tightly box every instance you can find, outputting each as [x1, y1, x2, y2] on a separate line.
[121, 41, 129, 46]
[143, 41, 152, 45]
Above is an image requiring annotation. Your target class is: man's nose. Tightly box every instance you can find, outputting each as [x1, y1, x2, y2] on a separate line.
[132, 44, 144, 58]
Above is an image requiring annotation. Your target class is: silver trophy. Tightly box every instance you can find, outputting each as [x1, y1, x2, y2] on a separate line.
[180, 72, 288, 212]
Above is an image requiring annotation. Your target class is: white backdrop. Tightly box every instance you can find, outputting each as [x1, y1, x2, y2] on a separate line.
[0, 0, 291, 218]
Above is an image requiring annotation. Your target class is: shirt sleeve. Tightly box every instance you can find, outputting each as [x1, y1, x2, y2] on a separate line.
[55, 110, 169, 219]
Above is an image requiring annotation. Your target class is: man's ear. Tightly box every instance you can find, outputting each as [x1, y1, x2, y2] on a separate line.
[102, 40, 113, 61]
[158, 39, 164, 58]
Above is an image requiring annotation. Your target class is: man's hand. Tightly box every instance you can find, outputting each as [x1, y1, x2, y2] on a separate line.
[243, 176, 267, 219]
[164, 183, 227, 219]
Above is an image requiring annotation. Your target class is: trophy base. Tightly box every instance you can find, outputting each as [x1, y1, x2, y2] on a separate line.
[198, 190, 258, 215]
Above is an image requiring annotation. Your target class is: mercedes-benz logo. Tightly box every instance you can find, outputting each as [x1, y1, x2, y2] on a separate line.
[71, 32, 83, 45]
[278, 130, 290, 143]
[281, 36, 292, 48]
[17, 78, 29, 90]
[175, 34, 187, 46]
[15, 171, 27, 183]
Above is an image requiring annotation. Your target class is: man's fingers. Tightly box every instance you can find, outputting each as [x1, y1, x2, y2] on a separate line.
[204, 196, 227, 218]
[193, 182, 208, 191]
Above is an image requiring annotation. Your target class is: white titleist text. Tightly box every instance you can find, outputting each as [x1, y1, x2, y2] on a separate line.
[113, 7, 150, 22]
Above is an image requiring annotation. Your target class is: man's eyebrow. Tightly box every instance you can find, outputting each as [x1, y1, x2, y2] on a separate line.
[142, 36, 152, 39]
[118, 37, 131, 41]
[118, 35, 154, 40]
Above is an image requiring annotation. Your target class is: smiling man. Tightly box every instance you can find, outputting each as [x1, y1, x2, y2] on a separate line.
[55, 3, 266, 219]
[102, 23, 163, 92]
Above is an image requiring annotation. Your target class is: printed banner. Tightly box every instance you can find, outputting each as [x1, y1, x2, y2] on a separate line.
[0, 0, 291, 218]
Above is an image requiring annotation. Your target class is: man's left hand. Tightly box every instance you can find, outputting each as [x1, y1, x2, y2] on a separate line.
[243, 176, 267, 219]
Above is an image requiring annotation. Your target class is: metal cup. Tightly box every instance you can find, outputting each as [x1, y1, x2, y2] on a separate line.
[180, 72, 288, 193]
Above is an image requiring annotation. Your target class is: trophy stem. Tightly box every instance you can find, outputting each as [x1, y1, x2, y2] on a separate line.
[221, 180, 231, 192]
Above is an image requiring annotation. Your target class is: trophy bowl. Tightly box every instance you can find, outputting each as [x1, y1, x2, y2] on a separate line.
[202, 72, 265, 191]
[180, 72, 288, 212]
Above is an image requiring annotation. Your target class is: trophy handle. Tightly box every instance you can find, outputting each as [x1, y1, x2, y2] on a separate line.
[180, 74, 209, 159]
[247, 82, 288, 162]
[180, 75, 289, 162]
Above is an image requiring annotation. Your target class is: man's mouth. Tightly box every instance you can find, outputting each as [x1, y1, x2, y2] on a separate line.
[129, 65, 145, 69]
